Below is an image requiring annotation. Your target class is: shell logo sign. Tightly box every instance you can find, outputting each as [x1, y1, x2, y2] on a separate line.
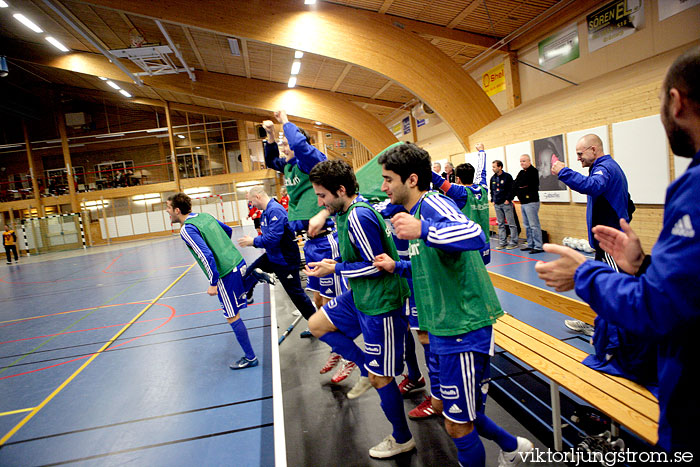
[481, 63, 505, 96]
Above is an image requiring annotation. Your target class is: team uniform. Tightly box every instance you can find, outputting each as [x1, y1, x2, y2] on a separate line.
[179, 212, 257, 367]
[242, 198, 316, 319]
[558, 156, 656, 386]
[181, 213, 248, 318]
[573, 148, 700, 453]
[432, 151, 491, 264]
[317, 195, 414, 453]
[264, 122, 341, 299]
[393, 191, 525, 465]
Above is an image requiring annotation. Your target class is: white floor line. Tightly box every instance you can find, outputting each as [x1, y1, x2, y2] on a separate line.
[269, 284, 287, 467]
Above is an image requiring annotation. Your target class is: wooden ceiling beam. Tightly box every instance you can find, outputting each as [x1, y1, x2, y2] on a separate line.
[378, 0, 395, 15]
[82, 0, 502, 150]
[331, 64, 352, 92]
[372, 80, 394, 100]
[182, 26, 208, 72]
[446, 0, 482, 29]
[12, 47, 396, 154]
[240, 39, 252, 79]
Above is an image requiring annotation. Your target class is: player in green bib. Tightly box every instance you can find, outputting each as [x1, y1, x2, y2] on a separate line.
[304, 160, 415, 459]
[167, 193, 258, 370]
[373, 143, 533, 467]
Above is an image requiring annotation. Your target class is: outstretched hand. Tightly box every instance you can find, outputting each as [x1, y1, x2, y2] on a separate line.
[274, 110, 289, 125]
[534, 244, 587, 292]
[592, 219, 644, 274]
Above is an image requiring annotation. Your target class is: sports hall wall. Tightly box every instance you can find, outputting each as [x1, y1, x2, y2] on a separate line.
[404, 0, 700, 251]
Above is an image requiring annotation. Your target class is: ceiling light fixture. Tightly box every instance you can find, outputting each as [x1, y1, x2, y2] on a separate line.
[98, 76, 108, 81]
[106, 80, 120, 90]
[0, 1, 10, 8]
[304, 0, 317, 4]
[119, 89, 132, 98]
[315, 121, 322, 125]
[294, 51, 304, 59]
[45, 36, 69, 52]
[287, 76, 297, 88]
[177, 134, 186, 139]
[13, 13, 43, 33]
[290, 60, 301, 75]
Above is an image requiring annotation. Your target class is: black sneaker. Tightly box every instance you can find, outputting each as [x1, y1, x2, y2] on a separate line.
[529, 249, 544, 254]
[252, 268, 275, 285]
[520, 247, 532, 251]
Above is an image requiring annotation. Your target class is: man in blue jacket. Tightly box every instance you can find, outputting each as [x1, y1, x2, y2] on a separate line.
[551, 134, 656, 386]
[238, 186, 316, 320]
[536, 45, 700, 453]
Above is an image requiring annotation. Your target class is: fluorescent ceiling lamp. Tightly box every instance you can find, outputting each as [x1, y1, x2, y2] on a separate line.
[184, 187, 211, 195]
[195, 146, 201, 149]
[227, 38, 241, 56]
[133, 193, 160, 201]
[290, 60, 301, 75]
[236, 180, 263, 188]
[119, 89, 132, 98]
[106, 80, 120, 90]
[294, 51, 304, 59]
[13, 14, 43, 33]
[177, 134, 186, 139]
[146, 127, 167, 133]
[0, 1, 10, 8]
[98, 76, 108, 81]
[288, 76, 297, 88]
[315, 121, 322, 125]
[304, 0, 317, 4]
[96, 133, 125, 138]
[45, 36, 69, 52]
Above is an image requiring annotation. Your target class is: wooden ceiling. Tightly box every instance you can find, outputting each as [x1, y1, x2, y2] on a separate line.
[2, 0, 573, 125]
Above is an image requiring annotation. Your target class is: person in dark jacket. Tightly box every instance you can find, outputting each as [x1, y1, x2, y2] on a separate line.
[537, 45, 700, 453]
[238, 187, 316, 320]
[490, 160, 517, 249]
[514, 154, 543, 254]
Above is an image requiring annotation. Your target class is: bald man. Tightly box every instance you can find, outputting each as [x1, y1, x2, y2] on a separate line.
[551, 135, 655, 386]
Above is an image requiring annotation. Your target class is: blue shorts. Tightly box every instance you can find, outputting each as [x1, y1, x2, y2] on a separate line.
[322, 290, 407, 377]
[436, 351, 490, 424]
[304, 232, 341, 298]
[217, 261, 247, 318]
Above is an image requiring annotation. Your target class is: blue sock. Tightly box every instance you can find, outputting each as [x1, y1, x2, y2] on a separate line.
[453, 429, 485, 467]
[404, 329, 421, 382]
[474, 412, 517, 452]
[230, 319, 255, 360]
[319, 331, 368, 377]
[423, 343, 440, 397]
[376, 382, 412, 444]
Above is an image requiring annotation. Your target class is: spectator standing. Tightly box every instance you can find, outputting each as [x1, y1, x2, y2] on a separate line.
[490, 160, 518, 249]
[514, 154, 543, 254]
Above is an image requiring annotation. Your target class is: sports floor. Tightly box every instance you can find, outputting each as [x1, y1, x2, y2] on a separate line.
[0, 226, 590, 466]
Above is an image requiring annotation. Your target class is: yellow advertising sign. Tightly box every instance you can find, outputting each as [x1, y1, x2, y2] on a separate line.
[481, 63, 505, 96]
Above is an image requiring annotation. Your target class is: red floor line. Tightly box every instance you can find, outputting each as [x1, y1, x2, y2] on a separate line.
[487, 259, 535, 268]
[0, 302, 269, 345]
[492, 249, 533, 261]
[0, 307, 177, 381]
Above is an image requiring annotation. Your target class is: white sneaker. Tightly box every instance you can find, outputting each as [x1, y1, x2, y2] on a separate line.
[498, 436, 534, 467]
[368, 434, 415, 458]
[347, 376, 372, 399]
[564, 319, 595, 337]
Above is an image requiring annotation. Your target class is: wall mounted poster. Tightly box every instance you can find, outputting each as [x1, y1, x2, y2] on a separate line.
[538, 23, 580, 70]
[534, 134, 569, 202]
[587, 0, 644, 52]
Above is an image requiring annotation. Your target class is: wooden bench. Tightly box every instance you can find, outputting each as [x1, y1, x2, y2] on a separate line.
[487, 271, 659, 449]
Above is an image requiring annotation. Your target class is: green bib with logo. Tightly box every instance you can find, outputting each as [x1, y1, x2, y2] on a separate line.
[336, 200, 409, 315]
[461, 185, 490, 236]
[284, 163, 324, 221]
[183, 213, 243, 279]
[409, 192, 502, 336]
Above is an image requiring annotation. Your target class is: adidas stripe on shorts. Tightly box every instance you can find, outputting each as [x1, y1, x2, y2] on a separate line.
[322, 289, 407, 377]
[217, 261, 247, 318]
[437, 351, 490, 424]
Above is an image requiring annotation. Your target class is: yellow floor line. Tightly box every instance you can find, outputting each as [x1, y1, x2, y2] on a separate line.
[0, 408, 35, 417]
[0, 263, 195, 447]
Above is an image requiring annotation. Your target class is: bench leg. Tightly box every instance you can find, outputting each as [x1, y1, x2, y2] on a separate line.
[550, 381, 563, 451]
